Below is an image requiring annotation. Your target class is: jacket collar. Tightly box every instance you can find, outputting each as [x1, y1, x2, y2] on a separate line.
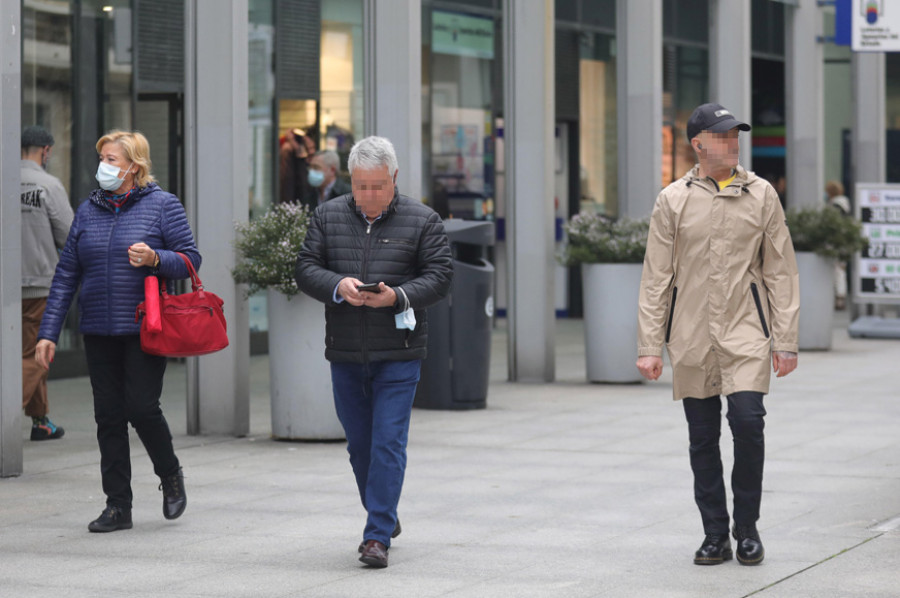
[89, 182, 158, 212]
[347, 186, 400, 222]
[684, 164, 756, 192]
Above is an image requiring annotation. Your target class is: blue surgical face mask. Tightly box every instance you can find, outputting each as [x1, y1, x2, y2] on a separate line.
[96, 161, 131, 191]
[308, 169, 325, 188]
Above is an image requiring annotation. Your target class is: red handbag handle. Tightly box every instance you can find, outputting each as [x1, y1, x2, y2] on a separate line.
[175, 252, 203, 291]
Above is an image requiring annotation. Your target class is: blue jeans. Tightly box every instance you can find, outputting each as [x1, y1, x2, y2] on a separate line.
[330, 360, 421, 546]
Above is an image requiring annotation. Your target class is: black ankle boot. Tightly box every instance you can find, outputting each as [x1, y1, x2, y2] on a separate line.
[694, 533, 733, 565]
[88, 505, 133, 533]
[733, 524, 765, 565]
[159, 467, 186, 520]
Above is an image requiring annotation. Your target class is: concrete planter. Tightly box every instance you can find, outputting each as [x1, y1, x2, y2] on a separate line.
[267, 290, 344, 440]
[796, 252, 835, 351]
[581, 263, 643, 383]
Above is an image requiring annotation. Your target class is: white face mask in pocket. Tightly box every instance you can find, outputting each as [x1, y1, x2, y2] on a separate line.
[395, 307, 416, 331]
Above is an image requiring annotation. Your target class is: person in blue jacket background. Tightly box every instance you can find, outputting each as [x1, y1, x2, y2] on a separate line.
[35, 130, 200, 534]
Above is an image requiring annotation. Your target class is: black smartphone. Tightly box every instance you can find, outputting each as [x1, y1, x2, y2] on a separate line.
[356, 282, 382, 293]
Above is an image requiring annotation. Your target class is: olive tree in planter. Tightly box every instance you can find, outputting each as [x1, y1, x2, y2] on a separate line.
[233, 203, 343, 440]
[561, 213, 649, 383]
[786, 206, 867, 351]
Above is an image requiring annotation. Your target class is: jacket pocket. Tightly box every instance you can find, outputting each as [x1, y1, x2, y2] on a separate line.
[750, 282, 770, 339]
[665, 286, 677, 344]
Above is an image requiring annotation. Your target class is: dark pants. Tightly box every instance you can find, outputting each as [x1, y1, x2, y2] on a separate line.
[330, 360, 421, 547]
[84, 335, 180, 509]
[682, 391, 766, 535]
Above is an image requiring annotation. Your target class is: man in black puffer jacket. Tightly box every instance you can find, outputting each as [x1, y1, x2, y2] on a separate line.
[295, 136, 452, 568]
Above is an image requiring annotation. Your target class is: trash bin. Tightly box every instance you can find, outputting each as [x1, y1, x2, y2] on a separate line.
[415, 219, 495, 410]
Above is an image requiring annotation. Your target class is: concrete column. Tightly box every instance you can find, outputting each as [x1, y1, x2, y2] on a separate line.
[785, 0, 824, 208]
[503, 0, 555, 382]
[0, 0, 23, 476]
[365, 0, 422, 198]
[710, 0, 752, 170]
[617, 0, 662, 219]
[184, 0, 250, 436]
[852, 52, 885, 185]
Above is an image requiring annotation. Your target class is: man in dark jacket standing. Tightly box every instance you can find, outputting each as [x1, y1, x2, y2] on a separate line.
[296, 136, 453, 568]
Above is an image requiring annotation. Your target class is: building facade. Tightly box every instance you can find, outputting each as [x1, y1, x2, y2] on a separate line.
[1, 0, 893, 474]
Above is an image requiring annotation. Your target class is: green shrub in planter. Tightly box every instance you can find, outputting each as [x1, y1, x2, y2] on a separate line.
[560, 212, 649, 266]
[785, 206, 867, 262]
[232, 203, 310, 298]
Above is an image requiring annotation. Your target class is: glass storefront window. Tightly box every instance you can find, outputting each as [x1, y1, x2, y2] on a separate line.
[423, 6, 500, 221]
[578, 32, 617, 216]
[320, 1, 364, 169]
[663, 45, 709, 185]
[247, 0, 364, 339]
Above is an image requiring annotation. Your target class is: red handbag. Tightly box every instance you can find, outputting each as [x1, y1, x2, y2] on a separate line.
[135, 253, 229, 357]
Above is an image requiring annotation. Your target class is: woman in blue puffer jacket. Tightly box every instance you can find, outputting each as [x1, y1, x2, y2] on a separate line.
[35, 130, 200, 533]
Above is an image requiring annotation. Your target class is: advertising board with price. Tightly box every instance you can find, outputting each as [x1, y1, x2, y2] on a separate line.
[855, 184, 900, 303]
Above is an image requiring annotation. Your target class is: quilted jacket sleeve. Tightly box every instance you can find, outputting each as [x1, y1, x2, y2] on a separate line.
[295, 207, 345, 303]
[155, 194, 201, 279]
[38, 206, 85, 343]
[395, 211, 453, 310]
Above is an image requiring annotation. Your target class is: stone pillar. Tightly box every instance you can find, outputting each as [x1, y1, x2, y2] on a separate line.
[710, 0, 753, 170]
[617, 0, 662, 219]
[365, 0, 422, 198]
[184, 0, 250, 435]
[503, 0, 555, 382]
[785, 0, 824, 209]
[852, 53, 885, 186]
[0, 0, 22, 476]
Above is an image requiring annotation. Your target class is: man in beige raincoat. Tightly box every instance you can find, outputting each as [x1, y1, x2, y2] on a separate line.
[636, 103, 799, 567]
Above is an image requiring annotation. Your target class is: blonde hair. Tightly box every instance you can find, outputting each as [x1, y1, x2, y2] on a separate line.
[95, 130, 155, 188]
[825, 180, 844, 198]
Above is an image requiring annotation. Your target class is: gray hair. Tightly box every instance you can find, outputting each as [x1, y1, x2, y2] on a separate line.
[348, 136, 398, 176]
[314, 149, 340, 173]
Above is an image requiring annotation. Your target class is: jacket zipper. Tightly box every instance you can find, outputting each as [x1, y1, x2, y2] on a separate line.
[359, 218, 376, 362]
[750, 282, 770, 339]
[665, 286, 677, 343]
[105, 209, 121, 332]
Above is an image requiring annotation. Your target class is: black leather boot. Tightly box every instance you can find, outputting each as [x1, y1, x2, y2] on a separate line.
[159, 467, 187, 520]
[733, 524, 765, 565]
[694, 533, 733, 565]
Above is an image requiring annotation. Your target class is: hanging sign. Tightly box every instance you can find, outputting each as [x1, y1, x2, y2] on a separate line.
[432, 10, 494, 60]
[852, 0, 900, 52]
[855, 183, 900, 302]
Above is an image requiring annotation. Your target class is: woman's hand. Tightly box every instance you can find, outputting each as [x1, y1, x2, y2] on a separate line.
[128, 242, 157, 268]
[35, 339, 56, 371]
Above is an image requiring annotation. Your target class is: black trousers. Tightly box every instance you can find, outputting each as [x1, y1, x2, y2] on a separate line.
[84, 335, 179, 509]
[682, 391, 766, 535]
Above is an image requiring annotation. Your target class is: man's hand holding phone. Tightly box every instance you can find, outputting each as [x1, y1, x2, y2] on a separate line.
[357, 281, 396, 308]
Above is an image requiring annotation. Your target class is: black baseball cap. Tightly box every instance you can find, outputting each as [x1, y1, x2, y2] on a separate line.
[686, 103, 751, 142]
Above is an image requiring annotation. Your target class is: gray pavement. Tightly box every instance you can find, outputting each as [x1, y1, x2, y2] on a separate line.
[1, 313, 899, 598]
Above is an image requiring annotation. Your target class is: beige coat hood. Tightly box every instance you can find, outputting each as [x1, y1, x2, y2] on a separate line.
[638, 165, 799, 401]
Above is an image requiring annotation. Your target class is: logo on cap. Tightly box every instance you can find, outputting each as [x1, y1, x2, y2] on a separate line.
[714, 110, 732, 118]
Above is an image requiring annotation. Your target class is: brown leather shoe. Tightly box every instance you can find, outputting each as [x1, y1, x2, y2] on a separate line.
[358, 520, 401, 553]
[359, 540, 388, 568]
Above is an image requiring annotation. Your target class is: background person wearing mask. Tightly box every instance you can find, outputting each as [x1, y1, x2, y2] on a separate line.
[20, 125, 73, 441]
[35, 130, 200, 534]
[637, 103, 799, 567]
[296, 136, 452, 568]
[302, 149, 351, 210]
